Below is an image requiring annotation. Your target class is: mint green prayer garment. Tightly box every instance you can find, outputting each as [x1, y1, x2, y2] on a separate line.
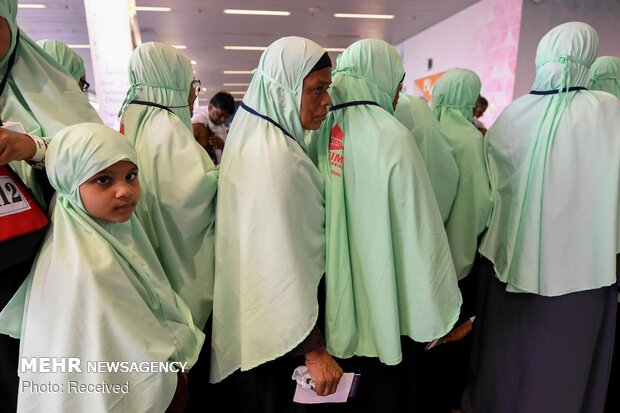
[0, 1, 101, 205]
[589, 56, 620, 98]
[36, 39, 86, 83]
[210, 37, 327, 383]
[432, 68, 493, 280]
[394, 92, 459, 222]
[480, 22, 620, 296]
[307, 39, 461, 364]
[0, 123, 203, 412]
[119, 42, 218, 329]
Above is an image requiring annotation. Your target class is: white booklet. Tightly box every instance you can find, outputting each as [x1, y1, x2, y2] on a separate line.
[293, 372, 359, 404]
[1, 121, 27, 134]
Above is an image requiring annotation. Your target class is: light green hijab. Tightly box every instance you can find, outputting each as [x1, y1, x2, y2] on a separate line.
[36, 39, 86, 83]
[0, 0, 100, 136]
[240, 36, 326, 148]
[119, 42, 193, 130]
[307, 39, 461, 364]
[0, 123, 203, 412]
[120, 42, 217, 329]
[329, 38, 404, 114]
[394, 93, 459, 222]
[480, 22, 620, 296]
[1, 0, 101, 205]
[589, 56, 620, 98]
[210, 37, 327, 383]
[432, 68, 492, 279]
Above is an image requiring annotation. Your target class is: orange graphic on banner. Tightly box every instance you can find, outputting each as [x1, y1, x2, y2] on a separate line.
[414, 71, 446, 103]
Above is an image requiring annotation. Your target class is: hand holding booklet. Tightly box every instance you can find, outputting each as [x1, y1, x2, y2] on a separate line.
[292, 366, 360, 404]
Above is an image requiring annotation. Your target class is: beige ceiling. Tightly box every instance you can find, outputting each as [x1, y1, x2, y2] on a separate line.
[17, 0, 480, 102]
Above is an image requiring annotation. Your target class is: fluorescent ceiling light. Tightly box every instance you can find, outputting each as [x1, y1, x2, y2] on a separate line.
[224, 9, 290, 16]
[17, 3, 47, 8]
[191, 60, 197, 65]
[334, 13, 394, 19]
[223, 83, 250, 87]
[223, 70, 253, 75]
[228, 91, 246, 95]
[324, 48, 346, 52]
[68, 44, 90, 49]
[172, 45, 187, 49]
[135, 6, 172, 12]
[224, 46, 267, 51]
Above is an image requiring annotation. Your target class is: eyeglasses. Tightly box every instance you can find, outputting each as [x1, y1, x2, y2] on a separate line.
[79, 79, 90, 93]
[192, 79, 201, 94]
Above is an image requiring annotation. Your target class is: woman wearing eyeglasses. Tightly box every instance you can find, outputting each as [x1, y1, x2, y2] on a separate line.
[36, 39, 91, 93]
[119, 42, 218, 333]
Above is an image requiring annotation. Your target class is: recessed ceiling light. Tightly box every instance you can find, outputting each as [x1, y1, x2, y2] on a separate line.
[201, 87, 207, 92]
[135, 6, 172, 12]
[173, 45, 187, 49]
[191, 60, 197, 65]
[68, 44, 90, 49]
[224, 9, 290, 16]
[223, 70, 253, 75]
[223, 83, 250, 87]
[224, 46, 267, 51]
[334, 13, 394, 19]
[17, 3, 47, 8]
[228, 91, 246, 95]
[324, 48, 346, 52]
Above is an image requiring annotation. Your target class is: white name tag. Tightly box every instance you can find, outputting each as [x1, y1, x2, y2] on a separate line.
[0, 176, 31, 217]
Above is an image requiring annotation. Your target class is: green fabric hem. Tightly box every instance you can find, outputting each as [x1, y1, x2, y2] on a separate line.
[481, 252, 619, 297]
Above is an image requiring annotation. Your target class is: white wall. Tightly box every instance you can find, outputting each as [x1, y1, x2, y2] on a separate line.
[513, 0, 620, 97]
[397, 0, 524, 126]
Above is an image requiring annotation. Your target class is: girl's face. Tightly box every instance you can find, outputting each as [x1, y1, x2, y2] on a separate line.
[79, 160, 140, 223]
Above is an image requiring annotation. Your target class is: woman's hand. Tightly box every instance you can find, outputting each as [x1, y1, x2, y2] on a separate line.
[304, 346, 343, 396]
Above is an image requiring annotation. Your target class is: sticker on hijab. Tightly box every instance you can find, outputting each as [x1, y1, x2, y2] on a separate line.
[329, 124, 344, 177]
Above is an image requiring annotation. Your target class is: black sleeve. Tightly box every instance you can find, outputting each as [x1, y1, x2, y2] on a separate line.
[287, 324, 325, 357]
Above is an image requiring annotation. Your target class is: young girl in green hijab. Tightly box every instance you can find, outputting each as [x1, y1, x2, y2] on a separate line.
[0, 123, 203, 412]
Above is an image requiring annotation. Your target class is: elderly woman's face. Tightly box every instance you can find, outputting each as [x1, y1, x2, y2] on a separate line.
[300, 67, 332, 130]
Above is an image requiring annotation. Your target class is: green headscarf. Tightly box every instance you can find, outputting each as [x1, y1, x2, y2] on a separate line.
[432, 68, 492, 279]
[1, 0, 101, 205]
[119, 42, 193, 130]
[329, 38, 404, 114]
[307, 39, 461, 364]
[119, 42, 218, 329]
[240, 36, 326, 148]
[589, 56, 620, 98]
[210, 37, 327, 383]
[480, 22, 620, 296]
[0, 123, 203, 412]
[36, 39, 86, 83]
[394, 93, 459, 222]
[0, 0, 99, 136]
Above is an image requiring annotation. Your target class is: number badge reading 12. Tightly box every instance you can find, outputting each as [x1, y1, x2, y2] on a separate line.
[0, 176, 31, 217]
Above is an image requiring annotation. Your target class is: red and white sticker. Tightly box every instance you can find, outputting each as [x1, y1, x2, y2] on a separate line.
[329, 124, 344, 177]
[0, 176, 32, 217]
